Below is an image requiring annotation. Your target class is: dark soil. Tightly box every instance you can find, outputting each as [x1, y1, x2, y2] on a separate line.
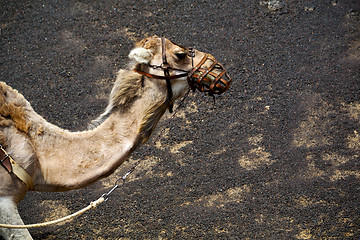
[1, 0, 359, 239]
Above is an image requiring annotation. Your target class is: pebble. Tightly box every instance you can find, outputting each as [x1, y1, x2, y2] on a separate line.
[304, 6, 315, 12]
[260, 0, 285, 12]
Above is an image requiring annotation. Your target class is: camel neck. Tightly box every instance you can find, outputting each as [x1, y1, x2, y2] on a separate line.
[30, 77, 168, 191]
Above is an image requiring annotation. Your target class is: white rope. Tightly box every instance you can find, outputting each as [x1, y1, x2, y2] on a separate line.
[0, 196, 105, 229]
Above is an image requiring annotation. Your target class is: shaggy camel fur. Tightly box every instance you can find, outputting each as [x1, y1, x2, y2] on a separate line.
[0, 36, 226, 239]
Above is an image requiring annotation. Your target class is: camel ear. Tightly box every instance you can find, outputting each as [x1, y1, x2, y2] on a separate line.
[128, 47, 153, 64]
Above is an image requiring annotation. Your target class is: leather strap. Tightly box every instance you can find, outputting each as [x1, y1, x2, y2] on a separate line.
[133, 69, 188, 80]
[161, 37, 174, 113]
[0, 147, 12, 172]
[0, 145, 34, 190]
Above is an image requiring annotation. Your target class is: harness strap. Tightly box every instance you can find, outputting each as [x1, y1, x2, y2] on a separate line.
[133, 69, 188, 80]
[0, 145, 34, 190]
[161, 37, 174, 113]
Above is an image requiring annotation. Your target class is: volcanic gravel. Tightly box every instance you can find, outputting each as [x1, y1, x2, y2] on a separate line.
[1, 0, 359, 239]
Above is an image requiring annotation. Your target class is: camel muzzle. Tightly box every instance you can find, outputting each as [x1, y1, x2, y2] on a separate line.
[187, 54, 231, 95]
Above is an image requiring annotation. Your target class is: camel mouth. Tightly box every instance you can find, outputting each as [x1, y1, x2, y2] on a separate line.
[188, 54, 231, 95]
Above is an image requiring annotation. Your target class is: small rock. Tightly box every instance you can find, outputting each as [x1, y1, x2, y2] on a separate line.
[304, 6, 315, 12]
[260, 0, 285, 11]
[267, 0, 285, 11]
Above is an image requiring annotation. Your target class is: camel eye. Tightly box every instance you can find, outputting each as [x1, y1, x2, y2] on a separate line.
[175, 52, 187, 60]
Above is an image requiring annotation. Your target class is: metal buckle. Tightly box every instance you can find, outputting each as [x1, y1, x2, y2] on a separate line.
[160, 62, 170, 70]
[1, 154, 9, 163]
[188, 47, 195, 58]
[0, 145, 9, 163]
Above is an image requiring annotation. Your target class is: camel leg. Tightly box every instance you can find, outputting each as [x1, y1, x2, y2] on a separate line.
[0, 197, 33, 240]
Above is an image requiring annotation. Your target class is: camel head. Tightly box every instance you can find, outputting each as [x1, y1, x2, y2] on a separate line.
[129, 36, 231, 103]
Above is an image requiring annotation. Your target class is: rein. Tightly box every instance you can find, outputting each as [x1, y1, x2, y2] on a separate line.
[101, 89, 191, 201]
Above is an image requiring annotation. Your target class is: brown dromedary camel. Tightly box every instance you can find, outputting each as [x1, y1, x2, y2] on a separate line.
[0, 36, 230, 239]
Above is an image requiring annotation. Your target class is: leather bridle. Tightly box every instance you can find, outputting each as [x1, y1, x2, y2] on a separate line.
[133, 37, 231, 112]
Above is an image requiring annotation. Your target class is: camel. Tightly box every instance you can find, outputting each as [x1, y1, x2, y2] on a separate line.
[0, 36, 231, 239]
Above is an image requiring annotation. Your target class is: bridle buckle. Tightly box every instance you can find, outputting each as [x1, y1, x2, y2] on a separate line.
[160, 62, 170, 70]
